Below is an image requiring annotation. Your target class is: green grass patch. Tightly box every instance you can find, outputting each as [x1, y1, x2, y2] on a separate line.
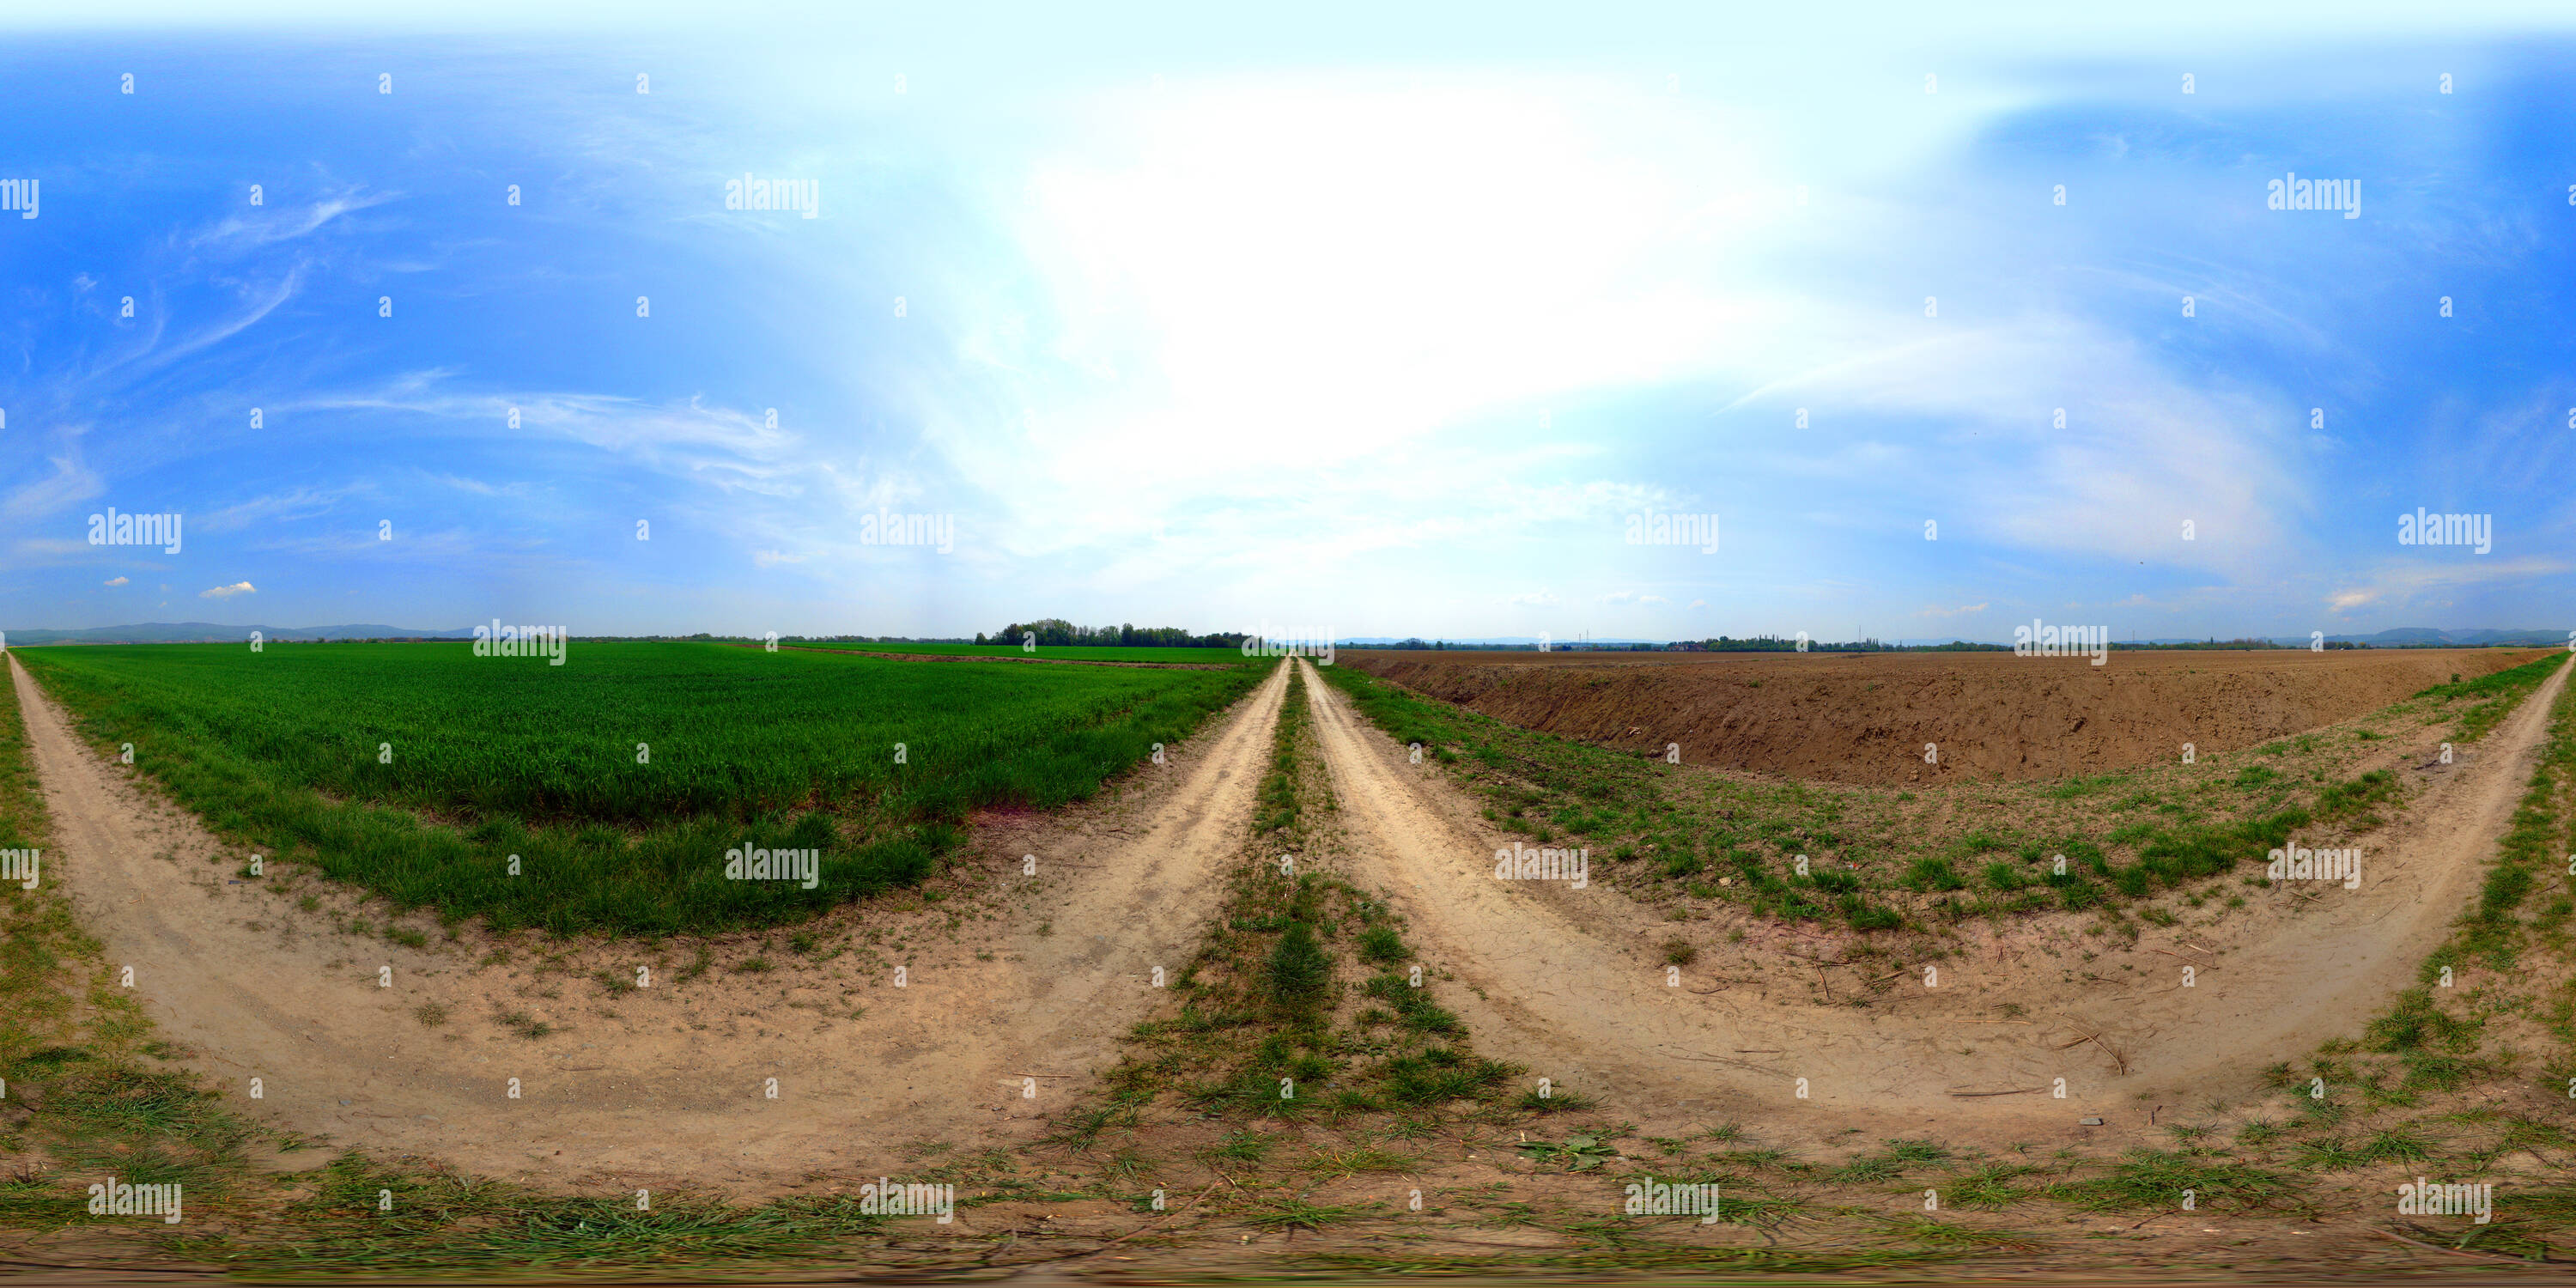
[16, 641, 1261, 935]
[2412, 653, 2569, 743]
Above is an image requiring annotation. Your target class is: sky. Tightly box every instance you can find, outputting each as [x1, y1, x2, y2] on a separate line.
[3, 1, 2573, 643]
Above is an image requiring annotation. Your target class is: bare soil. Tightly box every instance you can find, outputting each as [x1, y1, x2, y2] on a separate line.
[10, 648, 2570, 1278]
[5, 652, 1289, 1194]
[1345, 647, 2549, 785]
[1295, 654, 2572, 1159]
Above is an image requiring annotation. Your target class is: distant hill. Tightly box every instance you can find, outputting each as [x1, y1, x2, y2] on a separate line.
[2111, 629, 2563, 647]
[0, 622, 474, 645]
[2320, 627, 2567, 647]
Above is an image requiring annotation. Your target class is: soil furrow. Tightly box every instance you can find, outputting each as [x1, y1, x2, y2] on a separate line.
[1296, 654, 2568, 1139]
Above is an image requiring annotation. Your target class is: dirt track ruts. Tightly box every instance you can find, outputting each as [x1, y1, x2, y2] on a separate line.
[15, 641, 2562, 1179]
[7, 653, 1291, 1190]
[1296, 654, 2568, 1134]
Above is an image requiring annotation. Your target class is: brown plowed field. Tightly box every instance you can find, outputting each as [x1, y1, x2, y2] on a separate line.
[1341, 647, 2550, 784]
[1298, 654, 2571, 1130]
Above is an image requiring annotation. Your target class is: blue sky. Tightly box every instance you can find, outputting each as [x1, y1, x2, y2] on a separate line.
[3, 2, 2573, 642]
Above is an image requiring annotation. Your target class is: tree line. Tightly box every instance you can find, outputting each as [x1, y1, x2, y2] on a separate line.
[979, 619, 1249, 648]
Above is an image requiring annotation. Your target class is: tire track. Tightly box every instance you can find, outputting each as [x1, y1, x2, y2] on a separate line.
[8, 652, 1291, 1189]
[1296, 654, 2568, 1130]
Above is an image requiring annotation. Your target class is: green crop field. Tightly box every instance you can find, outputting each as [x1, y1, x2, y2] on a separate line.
[781, 641, 1250, 665]
[14, 641, 1267, 935]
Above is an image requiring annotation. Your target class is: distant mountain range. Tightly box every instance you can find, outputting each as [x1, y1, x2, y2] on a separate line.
[0, 623, 475, 644]
[2318, 628, 2567, 647]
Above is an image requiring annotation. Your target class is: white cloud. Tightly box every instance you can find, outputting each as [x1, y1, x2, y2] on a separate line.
[196, 487, 348, 535]
[929, 73, 1795, 577]
[1016, 73, 1780, 449]
[2324, 556, 2563, 615]
[1728, 323, 2306, 581]
[1507, 589, 1559, 607]
[191, 187, 398, 253]
[199, 581, 256, 598]
[889, 70, 2334, 634]
[1921, 601, 1991, 617]
[103, 575, 129, 586]
[3, 453, 104, 522]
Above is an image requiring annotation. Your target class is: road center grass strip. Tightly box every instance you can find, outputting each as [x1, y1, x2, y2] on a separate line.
[14, 641, 1262, 935]
[1055, 665, 1536, 1185]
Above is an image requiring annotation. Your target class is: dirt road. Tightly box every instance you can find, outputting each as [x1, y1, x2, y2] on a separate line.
[15, 636, 2560, 1182]
[8, 653, 1291, 1191]
[1297, 654, 2568, 1139]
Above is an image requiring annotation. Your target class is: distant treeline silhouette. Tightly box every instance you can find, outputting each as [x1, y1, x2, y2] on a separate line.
[981, 619, 1250, 648]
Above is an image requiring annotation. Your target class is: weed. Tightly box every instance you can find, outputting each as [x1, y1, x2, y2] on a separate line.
[1517, 1133, 1619, 1171]
[1356, 923, 1409, 965]
[497, 1011, 553, 1040]
[2059, 1149, 2298, 1212]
